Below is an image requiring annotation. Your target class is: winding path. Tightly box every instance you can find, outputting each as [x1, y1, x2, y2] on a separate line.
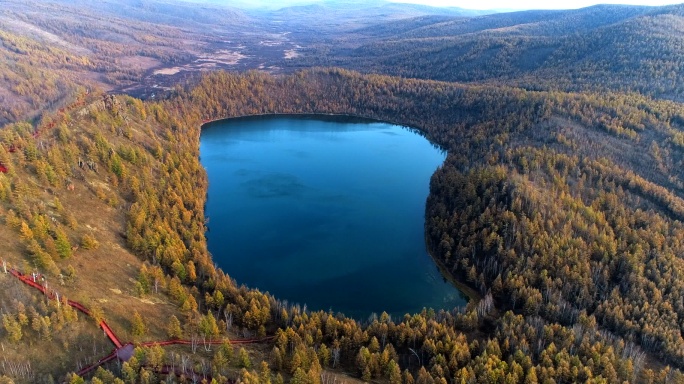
[4, 265, 273, 379]
[9, 269, 124, 348]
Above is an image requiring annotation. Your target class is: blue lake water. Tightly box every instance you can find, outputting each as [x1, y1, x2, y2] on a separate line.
[201, 115, 467, 319]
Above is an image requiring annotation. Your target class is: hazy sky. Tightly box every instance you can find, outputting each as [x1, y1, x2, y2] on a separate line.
[216, 0, 682, 11]
[390, 0, 682, 10]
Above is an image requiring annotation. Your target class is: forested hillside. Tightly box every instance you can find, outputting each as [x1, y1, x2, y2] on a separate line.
[2, 0, 684, 382]
[0, 0, 257, 125]
[0, 0, 492, 126]
[290, 4, 684, 99]
[3, 66, 684, 382]
[180, 72, 684, 372]
[151, 67, 684, 381]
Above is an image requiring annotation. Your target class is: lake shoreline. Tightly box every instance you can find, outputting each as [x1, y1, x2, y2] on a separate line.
[425, 236, 483, 305]
[201, 113, 447, 152]
[201, 116, 465, 319]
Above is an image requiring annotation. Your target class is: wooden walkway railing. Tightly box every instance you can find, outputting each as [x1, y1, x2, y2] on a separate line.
[4, 264, 272, 380]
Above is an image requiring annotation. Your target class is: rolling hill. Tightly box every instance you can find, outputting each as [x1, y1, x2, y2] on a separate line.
[0, 0, 260, 125]
[288, 4, 684, 99]
[2, 0, 684, 382]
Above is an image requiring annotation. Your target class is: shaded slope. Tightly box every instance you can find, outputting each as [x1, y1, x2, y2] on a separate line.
[289, 4, 684, 98]
[396, 4, 653, 38]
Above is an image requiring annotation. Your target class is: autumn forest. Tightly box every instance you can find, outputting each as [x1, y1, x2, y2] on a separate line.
[1, 0, 684, 383]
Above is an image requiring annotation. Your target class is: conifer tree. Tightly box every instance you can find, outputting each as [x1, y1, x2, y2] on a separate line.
[55, 226, 72, 258]
[131, 311, 146, 339]
[166, 315, 182, 339]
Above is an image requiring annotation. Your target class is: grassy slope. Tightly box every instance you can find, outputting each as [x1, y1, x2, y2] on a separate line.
[0, 94, 184, 380]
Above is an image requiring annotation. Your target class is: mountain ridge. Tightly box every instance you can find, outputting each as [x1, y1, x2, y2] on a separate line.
[286, 3, 684, 98]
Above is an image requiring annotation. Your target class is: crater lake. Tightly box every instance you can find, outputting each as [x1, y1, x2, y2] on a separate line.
[201, 115, 467, 319]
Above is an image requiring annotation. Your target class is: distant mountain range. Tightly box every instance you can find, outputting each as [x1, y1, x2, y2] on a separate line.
[191, 0, 493, 14]
[286, 3, 684, 99]
[249, 0, 492, 32]
[1, 0, 682, 125]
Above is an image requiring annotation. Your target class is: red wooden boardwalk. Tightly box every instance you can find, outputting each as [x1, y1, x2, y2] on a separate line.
[140, 335, 274, 348]
[10, 269, 123, 348]
[6, 265, 273, 379]
[75, 349, 118, 377]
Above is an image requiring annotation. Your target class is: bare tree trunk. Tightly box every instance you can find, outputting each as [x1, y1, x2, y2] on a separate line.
[224, 309, 233, 332]
[191, 334, 199, 354]
[332, 347, 340, 368]
[409, 348, 422, 367]
[181, 354, 189, 375]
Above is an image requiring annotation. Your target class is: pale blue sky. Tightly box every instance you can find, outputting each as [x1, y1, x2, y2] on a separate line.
[390, 0, 682, 10]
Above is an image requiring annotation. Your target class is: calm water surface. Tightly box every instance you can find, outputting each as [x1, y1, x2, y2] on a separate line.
[201, 115, 467, 319]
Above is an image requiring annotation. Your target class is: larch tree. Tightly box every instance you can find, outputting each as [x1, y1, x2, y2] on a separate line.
[131, 311, 146, 339]
[166, 315, 182, 339]
[54, 226, 72, 258]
